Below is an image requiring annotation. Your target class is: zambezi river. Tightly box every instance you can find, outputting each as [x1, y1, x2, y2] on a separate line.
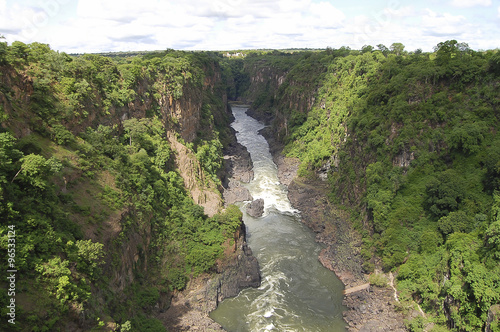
[210, 105, 347, 331]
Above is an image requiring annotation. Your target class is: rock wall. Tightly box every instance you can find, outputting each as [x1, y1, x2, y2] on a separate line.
[160, 122, 261, 331]
[245, 60, 408, 332]
[0, 56, 254, 330]
[241, 58, 322, 144]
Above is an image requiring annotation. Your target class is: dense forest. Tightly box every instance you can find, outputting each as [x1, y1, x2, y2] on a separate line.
[1, 37, 500, 331]
[234, 42, 500, 331]
[0, 40, 243, 331]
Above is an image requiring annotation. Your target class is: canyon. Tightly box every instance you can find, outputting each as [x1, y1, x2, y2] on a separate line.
[1, 43, 499, 331]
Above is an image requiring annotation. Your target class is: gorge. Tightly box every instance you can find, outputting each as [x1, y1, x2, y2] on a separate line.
[210, 105, 346, 331]
[1, 40, 500, 331]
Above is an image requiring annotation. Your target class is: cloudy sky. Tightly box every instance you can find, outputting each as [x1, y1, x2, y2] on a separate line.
[1, 0, 499, 53]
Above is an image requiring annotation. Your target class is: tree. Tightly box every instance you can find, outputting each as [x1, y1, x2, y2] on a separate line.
[485, 192, 500, 260]
[438, 210, 474, 235]
[51, 124, 75, 145]
[457, 42, 471, 58]
[27, 42, 51, 63]
[72, 239, 104, 279]
[487, 52, 500, 75]
[425, 171, 465, 219]
[434, 40, 462, 65]
[0, 133, 23, 176]
[390, 42, 405, 56]
[196, 139, 223, 183]
[12, 154, 62, 189]
[377, 44, 389, 56]
[448, 121, 486, 154]
[123, 118, 148, 146]
[35, 256, 90, 305]
[0, 35, 7, 64]
[361, 45, 374, 53]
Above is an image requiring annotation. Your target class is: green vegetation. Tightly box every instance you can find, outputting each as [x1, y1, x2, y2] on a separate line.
[0, 42, 240, 331]
[2, 37, 499, 330]
[243, 41, 500, 330]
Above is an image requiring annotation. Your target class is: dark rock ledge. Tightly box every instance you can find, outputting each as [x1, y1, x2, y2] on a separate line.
[259, 122, 406, 332]
[158, 124, 261, 331]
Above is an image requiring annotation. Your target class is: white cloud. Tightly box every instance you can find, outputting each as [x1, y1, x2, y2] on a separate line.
[1, 0, 498, 52]
[450, 0, 492, 7]
[421, 9, 469, 36]
[308, 2, 345, 29]
[0, 3, 47, 42]
[348, 6, 417, 49]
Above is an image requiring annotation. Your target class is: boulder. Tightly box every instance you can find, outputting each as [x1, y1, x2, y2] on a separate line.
[246, 198, 264, 217]
[223, 179, 253, 205]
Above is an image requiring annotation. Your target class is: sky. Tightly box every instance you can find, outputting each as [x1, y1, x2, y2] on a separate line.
[0, 0, 499, 53]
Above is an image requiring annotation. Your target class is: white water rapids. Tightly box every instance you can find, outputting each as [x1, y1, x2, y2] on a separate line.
[210, 105, 346, 331]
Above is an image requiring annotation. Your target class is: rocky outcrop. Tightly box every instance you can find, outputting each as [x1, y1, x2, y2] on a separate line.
[160, 233, 260, 332]
[0, 66, 36, 137]
[222, 137, 254, 205]
[167, 131, 223, 217]
[246, 198, 264, 217]
[343, 287, 406, 332]
[224, 182, 252, 205]
[260, 121, 406, 332]
[213, 239, 261, 302]
[487, 305, 500, 332]
[241, 61, 288, 106]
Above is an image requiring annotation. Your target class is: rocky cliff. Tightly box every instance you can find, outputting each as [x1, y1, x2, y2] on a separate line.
[243, 52, 409, 331]
[0, 47, 260, 331]
[237, 47, 500, 331]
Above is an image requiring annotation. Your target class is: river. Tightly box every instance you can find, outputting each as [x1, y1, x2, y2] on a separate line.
[210, 105, 346, 331]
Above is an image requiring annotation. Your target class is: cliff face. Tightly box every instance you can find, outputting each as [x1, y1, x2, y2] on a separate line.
[235, 48, 500, 331]
[243, 60, 287, 106]
[0, 48, 259, 331]
[239, 53, 326, 142]
[1, 57, 225, 214]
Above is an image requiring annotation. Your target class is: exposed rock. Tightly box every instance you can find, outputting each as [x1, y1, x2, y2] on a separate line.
[246, 198, 264, 217]
[158, 274, 225, 331]
[213, 241, 261, 302]
[160, 225, 260, 332]
[222, 140, 254, 184]
[222, 138, 254, 205]
[317, 160, 331, 181]
[393, 149, 415, 168]
[223, 179, 253, 205]
[167, 132, 223, 217]
[261, 124, 406, 331]
[487, 305, 500, 332]
[343, 287, 406, 332]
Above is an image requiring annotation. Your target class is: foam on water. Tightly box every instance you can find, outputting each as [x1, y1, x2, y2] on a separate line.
[210, 105, 346, 332]
[231, 107, 298, 216]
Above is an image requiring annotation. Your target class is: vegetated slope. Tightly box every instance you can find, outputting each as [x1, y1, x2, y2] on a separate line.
[0, 41, 245, 331]
[241, 42, 500, 331]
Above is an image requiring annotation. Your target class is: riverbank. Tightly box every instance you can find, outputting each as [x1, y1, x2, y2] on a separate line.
[159, 115, 260, 331]
[255, 116, 407, 331]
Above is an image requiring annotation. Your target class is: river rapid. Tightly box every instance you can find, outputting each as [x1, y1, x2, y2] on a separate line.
[210, 106, 346, 331]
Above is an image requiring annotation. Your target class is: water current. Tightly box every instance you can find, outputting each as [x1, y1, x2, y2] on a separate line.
[210, 105, 346, 332]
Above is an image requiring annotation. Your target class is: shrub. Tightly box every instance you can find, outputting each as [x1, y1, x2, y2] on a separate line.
[369, 273, 388, 287]
[51, 124, 75, 145]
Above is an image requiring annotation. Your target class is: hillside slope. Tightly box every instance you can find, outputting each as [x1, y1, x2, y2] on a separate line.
[0, 42, 259, 331]
[238, 43, 500, 331]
